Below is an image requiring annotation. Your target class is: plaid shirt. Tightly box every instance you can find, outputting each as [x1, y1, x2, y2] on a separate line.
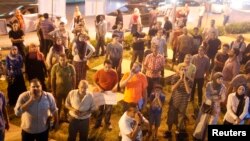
[144, 53, 165, 78]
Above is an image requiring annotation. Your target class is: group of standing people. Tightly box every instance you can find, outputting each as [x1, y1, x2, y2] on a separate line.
[0, 3, 250, 141]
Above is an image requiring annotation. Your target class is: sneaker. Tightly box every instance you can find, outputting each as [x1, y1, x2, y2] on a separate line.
[175, 130, 180, 134]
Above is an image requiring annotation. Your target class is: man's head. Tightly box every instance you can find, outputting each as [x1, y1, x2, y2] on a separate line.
[78, 80, 88, 94]
[151, 43, 159, 55]
[156, 21, 162, 29]
[228, 48, 240, 58]
[222, 43, 229, 54]
[104, 60, 113, 72]
[193, 27, 199, 35]
[184, 54, 192, 64]
[131, 62, 142, 74]
[59, 54, 67, 66]
[157, 29, 164, 37]
[59, 22, 66, 31]
[30, 79, 42, 96]
[236, 35, 244, 42]
[198, 47, 205, 57]
[43, 13, 49, 19]
[183, 27, 188, 35]
[126, 103, 138, 118]
[112, 34, 119, 43]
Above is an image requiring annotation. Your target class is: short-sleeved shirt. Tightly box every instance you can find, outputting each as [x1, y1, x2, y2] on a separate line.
[0, 92, 6, 130]
[144, 53, 165, 78]
[14, 91, 58, 134]
[9, 30, 24, 44]
[51, 63, 76, 95]
[222, 58, 240, 82]
[65, 89, 95, 119]
[119, 112, 142, 141]
[106, 43, 123, 60]
[122, 72, 148, 103]
[192, 54, 210, 79]
[94, 68, 118, 91]
[206, 38, 221, 59]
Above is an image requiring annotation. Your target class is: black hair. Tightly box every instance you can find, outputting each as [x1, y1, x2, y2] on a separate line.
[104, 59, 113, 65]
[43, 13, 49, 19]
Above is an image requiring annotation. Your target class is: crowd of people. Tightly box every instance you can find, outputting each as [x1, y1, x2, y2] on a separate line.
[0, 3, 250, 141]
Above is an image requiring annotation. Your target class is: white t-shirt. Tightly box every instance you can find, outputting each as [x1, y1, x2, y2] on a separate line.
[119, 112, 142, 141]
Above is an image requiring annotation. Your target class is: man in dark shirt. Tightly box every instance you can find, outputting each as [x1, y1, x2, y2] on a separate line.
[130, 31, 146, 69]
[212, 43, 229, 77]
[192, 27, 202, 55]
[205, 31, 221, 71]
[163, 16, 172, 41]
[9, 21, 25, 58]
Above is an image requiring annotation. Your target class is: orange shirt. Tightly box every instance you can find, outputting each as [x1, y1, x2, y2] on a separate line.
[121, 72, 148, 103]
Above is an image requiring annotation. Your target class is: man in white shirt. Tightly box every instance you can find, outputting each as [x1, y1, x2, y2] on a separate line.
[197, 3, 206, 28]
[119, 104, 143, 141]
[65, 80, 96, 141]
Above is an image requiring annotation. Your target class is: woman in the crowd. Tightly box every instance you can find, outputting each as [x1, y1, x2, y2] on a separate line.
[46, 37, 65, 70]
[72, 5, 84, 29]
[72, 33, 95, 87]
[193, 72, 226, 140]
[165, 66, 192, 137]
[25, 43, 47, 90]
[129, 8, 142, 35]
[6, 46, 26, 106]
[223, 84, 249, 125]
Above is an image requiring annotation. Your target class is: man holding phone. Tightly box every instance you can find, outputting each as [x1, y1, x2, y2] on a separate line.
[120, 62, 148, 112]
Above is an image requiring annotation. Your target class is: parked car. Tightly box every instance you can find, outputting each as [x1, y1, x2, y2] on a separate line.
[211, 0, 224, 14]
[0, 0, 38, 35]
[157, 0, 200, 16]
[106, 4, 154, 31]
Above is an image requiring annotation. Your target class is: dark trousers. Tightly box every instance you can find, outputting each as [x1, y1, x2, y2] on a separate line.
[55, 93, 69, 120]
[0, 130, 5, 141]
[178, 52, 186, 64]
[191, 78, 204, 106]
[41, 39, 53, 58]
[22, 129, 48, 141]
[130, 50, 144, 69]
[96, 36, 105, 56]
[147, 77, 161, 97]
[95, 105, 113, 126]
[111, 58, 122, 90]
[68, 118, 89, 141]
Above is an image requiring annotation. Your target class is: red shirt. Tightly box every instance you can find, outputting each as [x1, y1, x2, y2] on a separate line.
[94, 69, 118, 91]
